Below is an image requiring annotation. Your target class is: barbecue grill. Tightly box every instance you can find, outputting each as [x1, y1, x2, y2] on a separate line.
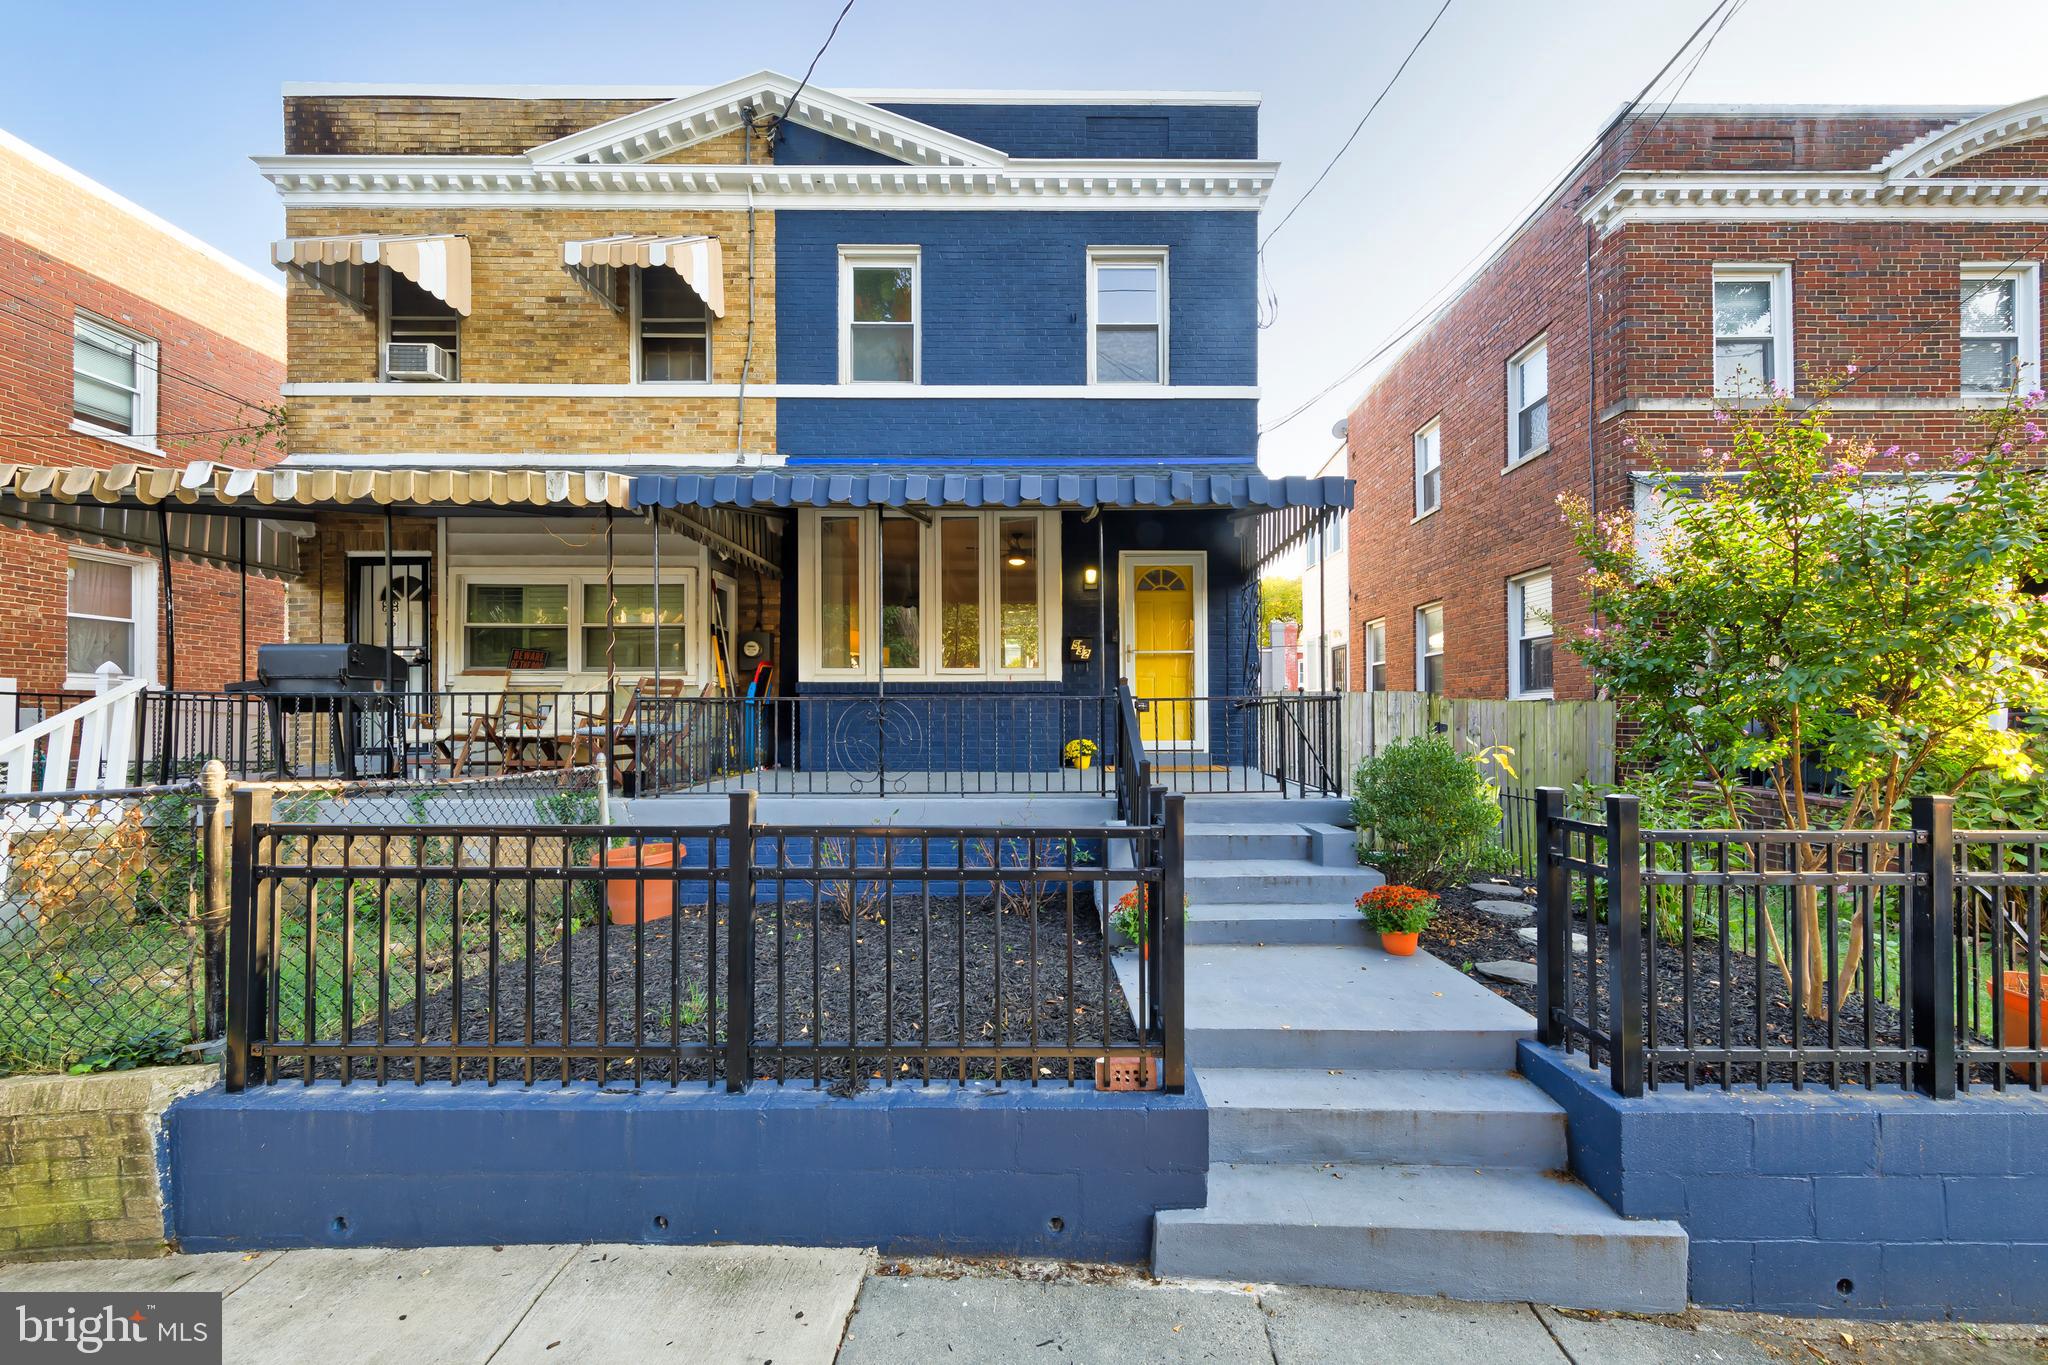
[225, 642, 408, 778]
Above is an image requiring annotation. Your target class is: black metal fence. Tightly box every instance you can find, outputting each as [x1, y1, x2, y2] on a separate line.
[0, 783, 219, 1075]
[225, 787, 1187, 1093]
[1535, 789, 2048, 1098]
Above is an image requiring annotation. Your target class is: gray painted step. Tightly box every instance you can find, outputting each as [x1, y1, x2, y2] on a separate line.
[1184, 823, 1314, 861]
[1178, 796, 1351, 826]
[1184, 859, 1380, 904]
[1201, 1068, 1567, 1169]
[1187, 902, 1370, 946]
[1131, 944, 1535, 1071]
[1153, 1162, 1688, 1312]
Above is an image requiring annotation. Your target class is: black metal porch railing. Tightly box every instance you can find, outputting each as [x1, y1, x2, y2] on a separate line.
[224, 787, 1189, 1093]
[1534, 789, 2048, 1098]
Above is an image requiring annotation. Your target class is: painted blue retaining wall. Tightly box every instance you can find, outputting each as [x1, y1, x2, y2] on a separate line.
[164, 1079, 1205, 1261]
[1520, 1041, 2048, 1321]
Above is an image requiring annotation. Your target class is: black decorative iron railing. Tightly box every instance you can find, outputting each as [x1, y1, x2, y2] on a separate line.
[1534, 789, 2047, 1098]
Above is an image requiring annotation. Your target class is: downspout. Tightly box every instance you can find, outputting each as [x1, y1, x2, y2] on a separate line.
[735, 106, 760, 463]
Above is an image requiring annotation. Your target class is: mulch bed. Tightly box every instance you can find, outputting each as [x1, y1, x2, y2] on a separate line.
[1427, 879, 1915, 1090]
[293, 889, 1139, 1088]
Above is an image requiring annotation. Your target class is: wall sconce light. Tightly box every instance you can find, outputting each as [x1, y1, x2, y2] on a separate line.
[1083, 565, 1099, 588]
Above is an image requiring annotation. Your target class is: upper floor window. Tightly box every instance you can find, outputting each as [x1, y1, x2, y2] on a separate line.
[1088, 248, 1168, 384]
[383, 270, 461, 380]
[1507, 336, 1549, 465]
[1509, 571, 1554, 699]
[1713, 265, 1790, 398]
[1364, 619, 1388, 693]
[1413, 420, 1442, 518]
[1961, 264, 2040, 397]
[72, 313, 157, 449]
[636, 268, 711, 382]
[1416, 604, 1445, 694]
[840, 247, 919, 383]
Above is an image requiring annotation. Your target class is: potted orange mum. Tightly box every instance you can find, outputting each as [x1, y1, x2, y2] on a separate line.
[1355, 885, 1437, 957]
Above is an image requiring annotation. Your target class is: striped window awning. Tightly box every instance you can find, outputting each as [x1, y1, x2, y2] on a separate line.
[271, 234, 472, 316]
[562, 234, 724, 317]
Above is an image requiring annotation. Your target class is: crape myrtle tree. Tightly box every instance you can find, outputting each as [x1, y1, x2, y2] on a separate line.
[1558, 379, 2048, 1016]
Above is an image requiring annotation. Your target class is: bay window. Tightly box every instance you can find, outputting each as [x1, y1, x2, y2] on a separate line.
[800, 509, 1058, 680]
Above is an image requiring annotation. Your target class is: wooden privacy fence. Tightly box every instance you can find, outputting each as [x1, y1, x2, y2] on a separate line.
[1339, 692, 1616, 793]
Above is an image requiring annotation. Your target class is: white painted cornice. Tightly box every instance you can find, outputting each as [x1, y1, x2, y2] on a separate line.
[1583, 173, 2048, 233]
[1874, 96, 2048, 177]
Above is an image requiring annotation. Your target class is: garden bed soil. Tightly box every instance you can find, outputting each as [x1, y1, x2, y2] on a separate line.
[1426, 880, 1915, 1089]
[285, 889, 1139, 1088]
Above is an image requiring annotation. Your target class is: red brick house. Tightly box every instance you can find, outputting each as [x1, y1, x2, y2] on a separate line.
[1341, 96, 2048, 701]
[0, 128, 285, 703]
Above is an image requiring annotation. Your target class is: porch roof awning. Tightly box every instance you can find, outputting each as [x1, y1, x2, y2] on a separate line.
[630, 467, 1352, 512]
[271, 234, 472, 316]
[562, 234, 724, 317]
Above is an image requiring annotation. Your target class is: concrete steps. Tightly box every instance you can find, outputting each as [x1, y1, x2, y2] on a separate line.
[1184, 823, 1314, 861]
[1184, 858, 1379, 904]
[1202, 1067, 1567, 1168]
[1186, 901, 1369, 946]
[1153, 1162, 1688, 1312]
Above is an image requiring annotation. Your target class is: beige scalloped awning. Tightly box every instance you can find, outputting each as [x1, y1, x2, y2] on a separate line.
[562, 234, 723, 316]
[0, 462, 635, 579]
[272, 234, 472, 316]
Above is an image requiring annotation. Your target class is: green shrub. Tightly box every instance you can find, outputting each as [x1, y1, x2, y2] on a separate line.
[1351, 736, 1503, 891]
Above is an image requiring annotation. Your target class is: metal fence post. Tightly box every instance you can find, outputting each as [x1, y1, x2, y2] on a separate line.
[199, 760, 230, 1040]
[1535, 786, 1569, 1048]
[224, 784, 273, 1092]
[1159, 791, 1187, 1093]
[1605, 793, 1645, 1097]
[726, 790, 757, 1092]
[1910, 794, 1957, 1099]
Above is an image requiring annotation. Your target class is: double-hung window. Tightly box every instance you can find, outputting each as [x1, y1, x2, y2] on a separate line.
[1712, 265, 1791, 398]
[1088, 248, 1168, 383]
[66, 554, 145, 681]
[71, 313, 157, 449]
[1413, 420, 1442, 518]
[802, 510, 1057, 680]
[382, 271, 461, 378]
[841, 247, 919, 383]
[636, 268, 711, 382]
[1364, 619, 1388, 693]
[1508, 571, 1554, 698]
[1507, 336, 1550, 465]
[461, 577, 693, 674]
[1961, 264, 2039, 397]
[1416, 604, 1445, 694]
[464, 584, 569, 670]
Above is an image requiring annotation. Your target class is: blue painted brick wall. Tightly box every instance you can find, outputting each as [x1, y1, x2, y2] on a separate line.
[1520, 1041, 2048, 1321]
[776, 399, 1257, 460]
[873, 104, 1259, 160]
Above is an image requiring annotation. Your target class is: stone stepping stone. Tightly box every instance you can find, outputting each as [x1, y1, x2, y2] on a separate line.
[1475, 960, 1537, 986]
[1516, 925, 1588, 953]
[1472, 899, 1534, 922]
[1468, 882, 1526, 897]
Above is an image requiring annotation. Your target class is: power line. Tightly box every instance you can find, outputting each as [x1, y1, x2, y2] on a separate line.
[0, 287, 285, 416]
[771, 0, 857, 134]
[1259, 0, 1742, 439]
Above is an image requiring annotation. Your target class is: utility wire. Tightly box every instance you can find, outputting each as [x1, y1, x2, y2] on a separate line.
[1259, 0, 1742, 437]
[0, 288, 285, 416]
[771, 0, 857, 132]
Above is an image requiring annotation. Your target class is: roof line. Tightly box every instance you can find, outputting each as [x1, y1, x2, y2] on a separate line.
[0, 126, 283, 297]
[278, 82, 1260, 105]
[1655, 102, 1991, 117]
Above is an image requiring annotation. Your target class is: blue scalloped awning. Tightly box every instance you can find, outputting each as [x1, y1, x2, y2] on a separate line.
[631, 468, 1352, 512]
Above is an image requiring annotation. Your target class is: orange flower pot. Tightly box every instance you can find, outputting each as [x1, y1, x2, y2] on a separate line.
[1379, 930, 1420, 957]
[1999, 971, 2048, 1083]
[592, 842, 679, 925]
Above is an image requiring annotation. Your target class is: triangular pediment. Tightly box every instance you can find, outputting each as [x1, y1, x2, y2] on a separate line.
[1875, 96, 2048, 178]
[526, 70, 1008, 169]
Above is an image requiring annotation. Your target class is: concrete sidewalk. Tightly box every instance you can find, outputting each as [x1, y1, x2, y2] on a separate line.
[5, 1247, 2044, 1363]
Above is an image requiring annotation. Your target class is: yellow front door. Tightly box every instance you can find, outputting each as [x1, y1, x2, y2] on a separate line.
[1125, 559, 1202, 746]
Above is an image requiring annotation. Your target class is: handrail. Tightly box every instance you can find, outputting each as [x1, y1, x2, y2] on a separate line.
[0, 665, 147, 794]
[1114, 677, 1150, 825]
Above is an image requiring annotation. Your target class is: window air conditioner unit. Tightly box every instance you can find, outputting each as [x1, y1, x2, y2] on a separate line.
[383, 341, 456, 381]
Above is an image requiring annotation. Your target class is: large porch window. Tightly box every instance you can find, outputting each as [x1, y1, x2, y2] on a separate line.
[799, 509, 1059, 682]
[460, 573, 693, 676]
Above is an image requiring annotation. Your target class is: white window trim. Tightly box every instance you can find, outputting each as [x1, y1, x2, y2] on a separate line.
[795, 508, 1061, 682]
[378, 266, 462, 381]
[449, 565, 701, 681]
[1412, 418, 1442, 521]
[1085, 246, 1170, 385]
[1507, 570, 1555, 701]
[1960, 261, 2041, 401]
[1363, 618, 1388, 693]
[1415, 602, 1444, 693]
[70, 312, 161, 455]
[1118, 549, 1210, 749]
[1711, 263, 1793, 400]
[64, 548, 157, 689]
[1505, 334, 1551, 468]
[838, 245, 922, 385]
[630, 267, 714, 385]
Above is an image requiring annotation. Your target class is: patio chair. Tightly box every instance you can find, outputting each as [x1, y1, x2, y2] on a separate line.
[423, 670, 510, 777]
[567, 677, 691, 791]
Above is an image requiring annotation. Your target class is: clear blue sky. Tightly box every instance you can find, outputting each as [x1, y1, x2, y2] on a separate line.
[4, 0, 2043, 475]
